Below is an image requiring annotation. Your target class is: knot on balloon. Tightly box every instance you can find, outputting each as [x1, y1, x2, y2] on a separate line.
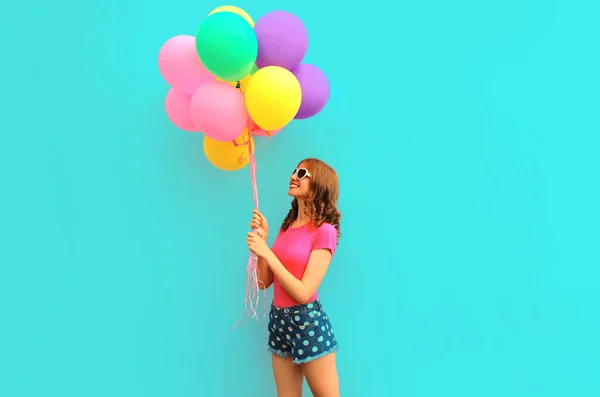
[247, 119, 259, 133]
[232, 140, 250, 147]
[236, 81, 241, 89]
[231, 128, 252, 147]
[246, 118, 275, 139]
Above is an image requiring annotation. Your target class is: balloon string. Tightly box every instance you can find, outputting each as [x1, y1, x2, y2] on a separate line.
[231, 132, 266, 331]
[247, 137, 267, 320]
[246, 119, 274, 140]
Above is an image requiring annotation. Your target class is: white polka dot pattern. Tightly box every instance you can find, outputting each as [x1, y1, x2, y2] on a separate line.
[266, 301, 339, 365]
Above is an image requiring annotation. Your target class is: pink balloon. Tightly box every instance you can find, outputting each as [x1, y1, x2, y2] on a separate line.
[164, 89, 197, 132]
[158, 35, 215, 95]
[190, 81, 248, 142]
[247, 117, 283, 137]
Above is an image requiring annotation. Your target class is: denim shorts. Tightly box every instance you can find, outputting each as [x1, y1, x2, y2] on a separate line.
[267, 299, 338, 365]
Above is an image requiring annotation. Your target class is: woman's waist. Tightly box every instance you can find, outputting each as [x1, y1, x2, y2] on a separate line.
[270, 298, 323, 314]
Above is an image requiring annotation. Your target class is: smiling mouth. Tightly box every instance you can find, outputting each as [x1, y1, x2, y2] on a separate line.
[290, 182, 300, 188]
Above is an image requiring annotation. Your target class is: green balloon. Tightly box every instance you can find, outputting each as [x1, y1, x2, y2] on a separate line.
[196, 13, 258, 82]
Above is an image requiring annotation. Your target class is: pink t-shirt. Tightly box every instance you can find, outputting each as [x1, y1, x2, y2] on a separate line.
[271, 222, 338, 308]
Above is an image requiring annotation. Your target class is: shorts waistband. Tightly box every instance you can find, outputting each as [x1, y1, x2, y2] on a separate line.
[271, 299, 323, 314]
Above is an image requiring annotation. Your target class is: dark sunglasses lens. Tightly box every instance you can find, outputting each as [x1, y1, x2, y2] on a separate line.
[297, 169, 307, 179]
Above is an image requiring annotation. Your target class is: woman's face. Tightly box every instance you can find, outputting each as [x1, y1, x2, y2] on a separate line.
[288, 162, 311, 199]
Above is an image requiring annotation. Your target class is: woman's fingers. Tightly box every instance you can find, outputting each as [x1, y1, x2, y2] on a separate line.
[250, 210, 267, 234]
[252, 209, 268, 224]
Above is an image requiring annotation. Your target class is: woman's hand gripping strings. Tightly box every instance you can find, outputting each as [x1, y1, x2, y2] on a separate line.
[248, 209, 273, 290]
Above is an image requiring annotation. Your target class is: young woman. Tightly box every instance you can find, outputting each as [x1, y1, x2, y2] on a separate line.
[246, 158, 341, 397]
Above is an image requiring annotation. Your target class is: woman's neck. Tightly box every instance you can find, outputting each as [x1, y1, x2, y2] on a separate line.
[296, 200, 309, 224]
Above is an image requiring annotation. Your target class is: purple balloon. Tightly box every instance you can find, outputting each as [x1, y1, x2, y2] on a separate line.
[293, 64, 330, 119]
[254, 11, 308, 71]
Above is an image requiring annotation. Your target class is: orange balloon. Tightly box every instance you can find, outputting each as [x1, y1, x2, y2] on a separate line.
[203, 129, 255, 171]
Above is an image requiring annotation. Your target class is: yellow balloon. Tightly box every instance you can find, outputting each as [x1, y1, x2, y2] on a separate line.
[203, 129, 255, 171]
[208, 5, 254, 27]
[245, 66, 302, 131]
[216, 73, 251, 94]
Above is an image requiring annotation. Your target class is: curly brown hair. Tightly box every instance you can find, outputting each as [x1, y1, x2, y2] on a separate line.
[281, 158, 341, 238]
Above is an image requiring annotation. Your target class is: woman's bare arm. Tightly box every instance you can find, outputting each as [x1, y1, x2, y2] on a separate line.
[257, 256, 273, 290]
[263, 249, 332, 303]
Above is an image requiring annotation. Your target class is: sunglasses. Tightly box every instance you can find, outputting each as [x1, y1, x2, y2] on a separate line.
[291, 168, 311, 180]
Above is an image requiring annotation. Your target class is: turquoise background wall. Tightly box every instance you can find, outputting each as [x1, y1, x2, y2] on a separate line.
[1, 0, 599, 396]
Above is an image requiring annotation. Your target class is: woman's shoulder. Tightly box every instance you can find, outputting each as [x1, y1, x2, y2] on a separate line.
[310, 222, 337, 236]
[317, 222, 336, 230]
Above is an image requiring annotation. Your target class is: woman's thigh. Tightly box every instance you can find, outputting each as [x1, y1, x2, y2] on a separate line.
[303, 352, 340, 397]
[272, 355, 304, 397]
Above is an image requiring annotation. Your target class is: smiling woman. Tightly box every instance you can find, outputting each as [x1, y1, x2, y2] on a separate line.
[246, 158, 342, 397]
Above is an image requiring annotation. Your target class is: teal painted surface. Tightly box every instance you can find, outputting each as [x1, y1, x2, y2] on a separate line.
[1, 0, 599, 396]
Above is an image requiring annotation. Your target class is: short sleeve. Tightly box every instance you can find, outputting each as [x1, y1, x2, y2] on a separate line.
[312, 223, 338, 256]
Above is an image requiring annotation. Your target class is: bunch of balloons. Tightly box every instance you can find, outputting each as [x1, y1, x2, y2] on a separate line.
[158, 6, 330, 328]
[158, 6, 330, 172]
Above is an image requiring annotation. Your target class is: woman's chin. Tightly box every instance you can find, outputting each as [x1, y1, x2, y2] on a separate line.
[288, 188, 304, 198]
